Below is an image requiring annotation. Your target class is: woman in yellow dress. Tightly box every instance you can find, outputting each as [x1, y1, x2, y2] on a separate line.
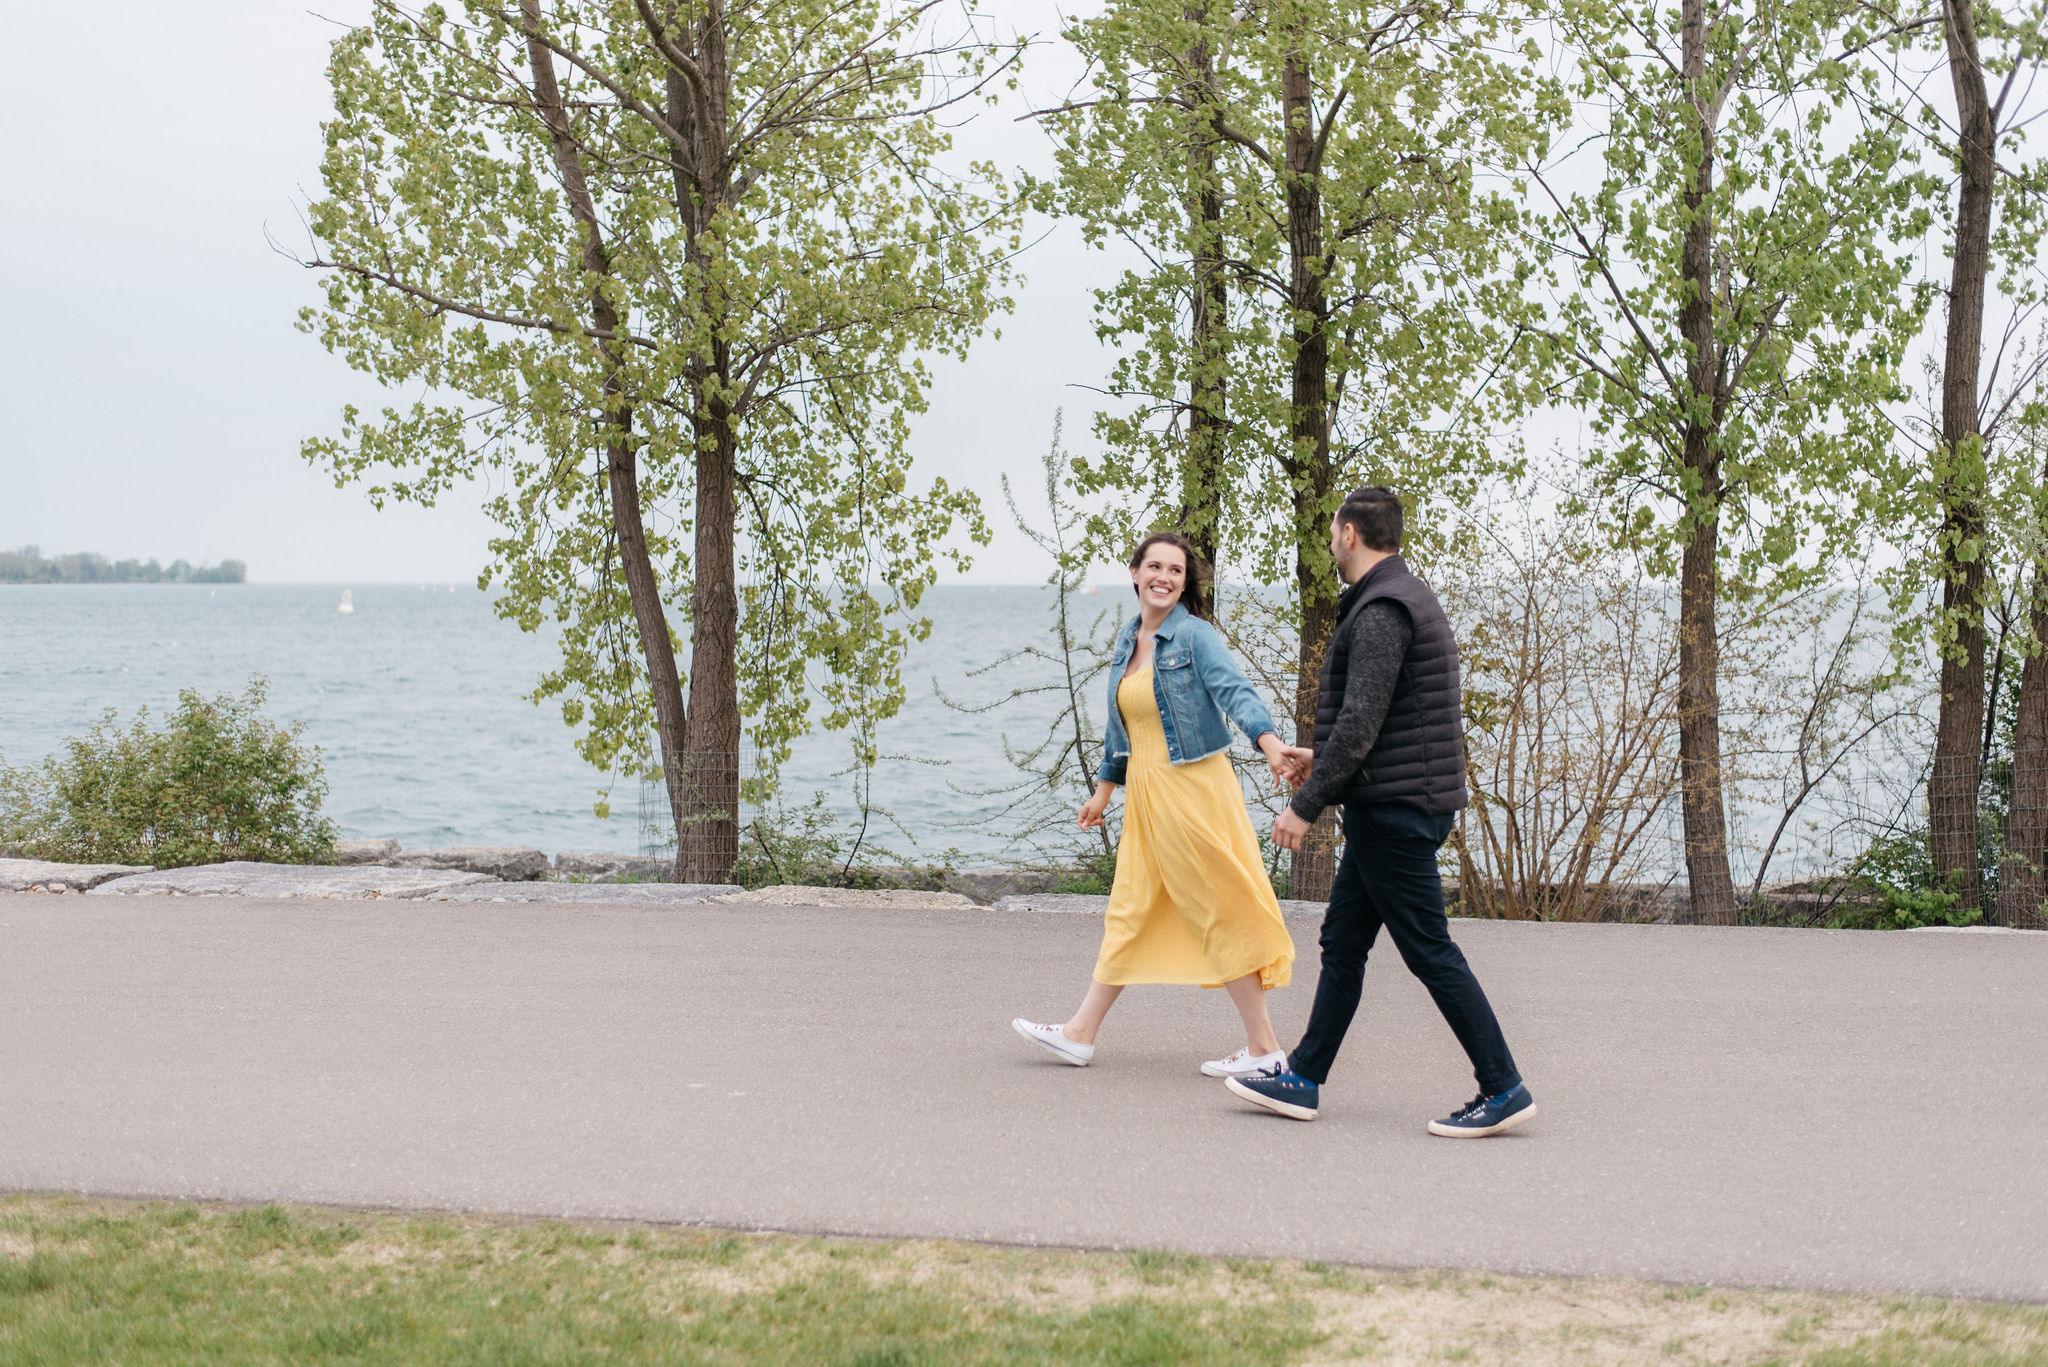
[1013, 532, 1301, 1076]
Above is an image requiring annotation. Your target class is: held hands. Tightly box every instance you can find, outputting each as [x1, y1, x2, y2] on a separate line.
[1089, 739, 1312, 831]
[1258, 738, 1315, 789]
[1282, 744, 1313, 785]
[1268, 742, 1317, 849]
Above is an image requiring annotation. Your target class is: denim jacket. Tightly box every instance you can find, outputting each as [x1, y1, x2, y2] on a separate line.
[1097, 601, 1279, 784]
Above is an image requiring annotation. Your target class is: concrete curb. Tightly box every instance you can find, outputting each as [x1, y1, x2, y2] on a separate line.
[0, 858, 154, 893]
[428, 882, 743, 904]
[89, 862, 495, 900]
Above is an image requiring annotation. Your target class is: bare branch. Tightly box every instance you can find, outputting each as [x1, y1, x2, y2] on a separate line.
[295, 252, 659, 350]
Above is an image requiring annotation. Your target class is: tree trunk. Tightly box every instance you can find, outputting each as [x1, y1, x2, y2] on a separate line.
[1931, 0, 1997, 914]
[606, 429, 699, 880]
[658, 9, 744, 883]
[522, 1, 698, 877]
[1281, 44, 1341, 899]
[1292, 581, 1341, 898]
[1982, 611, 2011, 770]
[1998, 589, 2048, 928]
[1675, 502, 1737, 923]
[1672, 0, 1739, 925]
[683, 393, 743, 882]
[1179, 5, 1227, 617]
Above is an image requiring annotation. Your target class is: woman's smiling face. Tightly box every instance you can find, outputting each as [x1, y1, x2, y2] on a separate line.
[1131, 542, 1187, 612]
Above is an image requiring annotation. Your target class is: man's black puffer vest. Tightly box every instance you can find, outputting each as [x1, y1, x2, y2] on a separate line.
[1313, 555, 1468, 813]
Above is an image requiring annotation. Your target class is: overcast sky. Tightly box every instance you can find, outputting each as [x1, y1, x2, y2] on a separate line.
[0, 1, 1128, 585]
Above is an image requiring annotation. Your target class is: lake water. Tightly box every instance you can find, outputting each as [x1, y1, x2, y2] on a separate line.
[0, 584, 1135, 862]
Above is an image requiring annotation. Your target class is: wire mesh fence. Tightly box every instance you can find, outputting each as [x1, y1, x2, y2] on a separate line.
[635, 747, 754, 884]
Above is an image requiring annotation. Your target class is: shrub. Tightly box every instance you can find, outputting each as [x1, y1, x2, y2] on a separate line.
[1048, 846, 1119, 896]
[723, 792, 968, 892]
[0, 678, 336, 868]
[731, 794, 857, 889]
[1833, 827, 1984, 930]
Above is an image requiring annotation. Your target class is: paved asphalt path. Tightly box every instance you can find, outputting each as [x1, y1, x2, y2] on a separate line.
[4, 894, 2043, 1301]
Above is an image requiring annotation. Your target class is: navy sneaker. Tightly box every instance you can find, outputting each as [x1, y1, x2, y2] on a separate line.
[1428, 1083, 1537, 1137]
[1225, 1064, 1319, 1121]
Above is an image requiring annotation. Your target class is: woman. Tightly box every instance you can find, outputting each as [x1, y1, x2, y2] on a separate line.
[1013, 532, 1299, 1077]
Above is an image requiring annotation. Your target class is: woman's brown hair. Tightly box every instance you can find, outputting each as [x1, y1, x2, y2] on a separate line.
[1128, 531, 1214, 620]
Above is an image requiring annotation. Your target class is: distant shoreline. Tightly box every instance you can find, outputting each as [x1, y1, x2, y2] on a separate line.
[2, 548, 245, 586]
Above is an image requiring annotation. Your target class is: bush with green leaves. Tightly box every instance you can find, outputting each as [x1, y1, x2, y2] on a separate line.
[1833, 828, 1984, 931]
[726, 793, 964, 893]
[0, 679, 336, 869]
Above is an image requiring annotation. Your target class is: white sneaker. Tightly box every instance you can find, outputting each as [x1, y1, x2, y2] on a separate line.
[1201, 1047, 1286, 1078]
[1012, 1018, 1094, 1067]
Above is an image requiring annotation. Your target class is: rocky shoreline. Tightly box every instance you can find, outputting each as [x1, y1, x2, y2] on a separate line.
[0, 840, 1054, 910]
[5, 841, 2033, 928]
[0, 840, 1315, 914]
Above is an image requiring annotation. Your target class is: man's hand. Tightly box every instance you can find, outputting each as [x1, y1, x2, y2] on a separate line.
[1272, 807, 1312, 852]
[1257, 737, 1315, 788]
[1282, 745, 1314, 784]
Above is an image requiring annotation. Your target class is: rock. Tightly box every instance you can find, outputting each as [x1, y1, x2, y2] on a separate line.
[90, 862, 495, 900]
[1752, 878, 1861, 924]
[428, 882, 744, 904]
[716, 885, 978, 909]
[991, 893, 1107, 913]
[332, 838, 404, 865]
[1, 858, 155, 893]
[842, 865, 1067, 905]
[390, 846, 548, 881]
[938, 868, 1069, 904]
[1447, 879, 1691, 923]
[552, 851, 674, 883]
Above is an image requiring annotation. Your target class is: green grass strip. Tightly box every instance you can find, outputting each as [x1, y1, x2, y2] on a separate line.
[1, 1195, 2042, 1366]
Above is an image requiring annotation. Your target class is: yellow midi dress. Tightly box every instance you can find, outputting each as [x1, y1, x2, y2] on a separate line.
[1093, 668, 1295, 989]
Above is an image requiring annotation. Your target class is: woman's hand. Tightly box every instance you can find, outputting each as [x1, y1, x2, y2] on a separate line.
[1077, 783, 1116, 830]
[1258, 735, 1310, 788]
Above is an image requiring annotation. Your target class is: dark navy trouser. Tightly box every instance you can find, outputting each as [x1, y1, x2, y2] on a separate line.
[1287, 801, 1521, 1096]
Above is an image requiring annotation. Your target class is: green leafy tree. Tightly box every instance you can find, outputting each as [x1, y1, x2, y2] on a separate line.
[0, 680, 336, 869]
[1958, 358, 2048, 929]
[297, 0, 1021, 880]
[1530, 0, 1938, 922]
[1866, 0, 2048, 923]
[1039, 0, 1562, 895]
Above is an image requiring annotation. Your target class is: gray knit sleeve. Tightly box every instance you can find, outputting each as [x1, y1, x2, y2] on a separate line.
[1289, 601, 1412, 822]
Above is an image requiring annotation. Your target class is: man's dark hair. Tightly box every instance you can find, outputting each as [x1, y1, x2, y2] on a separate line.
[1335, 486, 1403, 552]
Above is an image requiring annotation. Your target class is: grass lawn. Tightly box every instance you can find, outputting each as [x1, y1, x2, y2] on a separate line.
[0, 1194, 2042, 1365]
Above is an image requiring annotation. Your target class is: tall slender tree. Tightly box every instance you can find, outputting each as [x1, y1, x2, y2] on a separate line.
[1043, 0, 1560, 896]
[1898, 0, 2048, 919]
[1033, 0, 1252, 618]
[1533, 0, 1936, 923]
[1179, 3, 1230, 616]
[1997, 427, 2048, 927]
[1928, 0, 2003, 909]
[299, 0, 1021, 880]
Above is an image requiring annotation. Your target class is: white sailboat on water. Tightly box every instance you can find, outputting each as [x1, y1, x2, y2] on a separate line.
[338, 589, 355, 615]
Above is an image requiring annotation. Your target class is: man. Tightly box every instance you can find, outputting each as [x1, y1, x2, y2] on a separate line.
[1225, 486, 1536, 1136]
